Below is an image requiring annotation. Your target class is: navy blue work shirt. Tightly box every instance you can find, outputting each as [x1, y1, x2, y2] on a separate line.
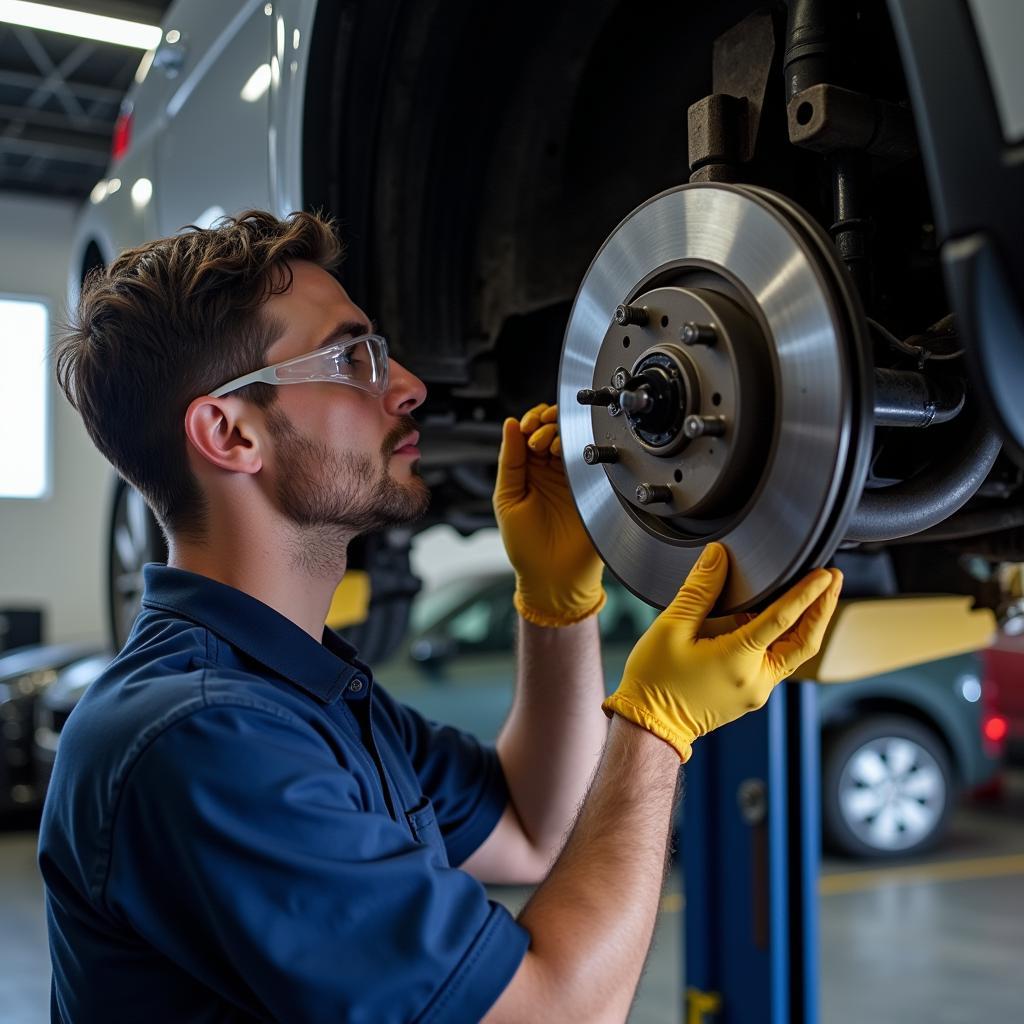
[38, 564, 529, 1023]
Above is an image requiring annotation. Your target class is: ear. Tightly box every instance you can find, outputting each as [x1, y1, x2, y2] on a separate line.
[183, 395, 264, 476]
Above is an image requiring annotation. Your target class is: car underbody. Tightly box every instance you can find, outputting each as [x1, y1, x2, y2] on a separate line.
[299, 0, 1023, 619]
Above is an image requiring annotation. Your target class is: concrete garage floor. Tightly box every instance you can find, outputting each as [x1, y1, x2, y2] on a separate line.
[2, 773, 1022, 1023]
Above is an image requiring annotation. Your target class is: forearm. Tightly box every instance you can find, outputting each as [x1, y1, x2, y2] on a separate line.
[496, 613, 608, 862]
[486, 716, 680, 1023]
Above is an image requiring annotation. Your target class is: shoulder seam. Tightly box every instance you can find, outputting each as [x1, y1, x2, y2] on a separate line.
[95, 693, 308, 909]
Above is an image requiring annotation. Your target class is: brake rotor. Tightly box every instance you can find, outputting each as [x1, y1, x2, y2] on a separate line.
[558, 183, 873, 612]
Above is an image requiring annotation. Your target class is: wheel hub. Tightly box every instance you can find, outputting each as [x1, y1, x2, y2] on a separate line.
[590, 283, 773, 520]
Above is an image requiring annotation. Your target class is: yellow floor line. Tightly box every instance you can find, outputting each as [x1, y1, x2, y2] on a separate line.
[657, 853, 1024, 911]
[818, 852, 1024, 895]
[660, 891, 684, 913]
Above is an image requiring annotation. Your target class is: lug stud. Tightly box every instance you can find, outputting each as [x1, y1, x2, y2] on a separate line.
[577, 386, 620, 406]
[583, 444, 619, 465]
[611, 367, 631, 390]
[680, 322, 717, 346]
[684, 414, 726, 438]
[614, 304, 649, 327]
[635, 483, 673, 505]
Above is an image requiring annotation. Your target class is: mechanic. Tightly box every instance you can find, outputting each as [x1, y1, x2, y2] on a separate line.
[39, 209, 841, 1023]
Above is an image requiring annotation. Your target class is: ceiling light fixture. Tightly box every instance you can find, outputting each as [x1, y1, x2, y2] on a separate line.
[0, 0, 162, 49]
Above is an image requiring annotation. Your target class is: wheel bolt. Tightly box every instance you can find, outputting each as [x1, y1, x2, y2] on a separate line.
[614, 304, 649, 327]
[635, 483, 673, 505]
[680, 321, 717, 346]
[583, 444, 619, 465]
[684, 414, 726, 438]
[577, 386, 620, 406]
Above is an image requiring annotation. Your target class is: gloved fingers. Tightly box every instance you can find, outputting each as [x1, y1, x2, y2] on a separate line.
[527, 422, 560, 455]
[768, 569, 843, 678]
[493, 417, 528, 510]
[520, 403, 551, 435]
[551, 433, 562, 458]
[660, 543, 729, 638]
[540, 404, 559, 424]
[737, 568, 834, 651]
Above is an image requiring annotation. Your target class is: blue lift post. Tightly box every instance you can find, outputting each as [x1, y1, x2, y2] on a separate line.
[681, 681, 821, 1024]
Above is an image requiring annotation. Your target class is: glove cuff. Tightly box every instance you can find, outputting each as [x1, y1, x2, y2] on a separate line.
[513, 586, 607, 629]
[601, 692, 693, 763]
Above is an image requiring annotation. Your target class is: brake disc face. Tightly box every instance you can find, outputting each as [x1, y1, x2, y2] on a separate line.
[558, 183, 873, 612]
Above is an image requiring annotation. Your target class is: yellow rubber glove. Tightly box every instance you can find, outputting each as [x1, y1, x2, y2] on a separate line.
[603, 542, 843, 761]
[493, 402, 606, 627]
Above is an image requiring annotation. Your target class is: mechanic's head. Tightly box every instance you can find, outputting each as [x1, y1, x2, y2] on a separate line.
[56, 209, 429, 550]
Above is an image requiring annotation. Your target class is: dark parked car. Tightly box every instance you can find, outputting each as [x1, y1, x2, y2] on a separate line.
[32, 652, 113, 793]
[0, 643, 99, 814]
[378, 572, 1004, 860]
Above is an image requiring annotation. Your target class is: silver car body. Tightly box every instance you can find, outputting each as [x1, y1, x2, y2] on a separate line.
[68, 0, 319, 303]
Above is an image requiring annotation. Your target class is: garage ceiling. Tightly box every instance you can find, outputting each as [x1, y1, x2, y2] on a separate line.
[0, 1, 171, 200]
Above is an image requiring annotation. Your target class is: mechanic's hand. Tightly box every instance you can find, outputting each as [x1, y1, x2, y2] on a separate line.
[603, 543, 842, 761]
[493, 403, 606, 627]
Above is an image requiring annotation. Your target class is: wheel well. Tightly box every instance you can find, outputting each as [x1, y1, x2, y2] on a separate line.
[821, 697, 962, 787]
[301, 0, 760, 405]
[81, 240, 106, 284]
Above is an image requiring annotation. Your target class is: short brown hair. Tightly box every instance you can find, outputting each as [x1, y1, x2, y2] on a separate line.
[56, 209, 344, 539]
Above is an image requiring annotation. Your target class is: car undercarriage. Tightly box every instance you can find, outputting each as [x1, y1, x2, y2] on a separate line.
[297, 0, 1024, 628]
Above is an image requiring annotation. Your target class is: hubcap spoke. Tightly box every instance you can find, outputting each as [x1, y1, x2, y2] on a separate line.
[885, 738, 918, 778]
[841, 785, 885, 821]
[850, 747, 888, 786]
[901, 765, 942, 802]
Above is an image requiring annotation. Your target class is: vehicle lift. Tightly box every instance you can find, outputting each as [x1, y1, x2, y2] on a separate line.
[680, 597, 995, 1023]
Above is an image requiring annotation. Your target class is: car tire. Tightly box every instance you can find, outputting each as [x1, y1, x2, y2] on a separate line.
[107, 477, 167, 650]
[822, 714, 955, 860]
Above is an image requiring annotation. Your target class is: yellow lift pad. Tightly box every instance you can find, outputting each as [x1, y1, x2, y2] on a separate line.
[325, 570, 372, 630]
[800, 595, 996, 682]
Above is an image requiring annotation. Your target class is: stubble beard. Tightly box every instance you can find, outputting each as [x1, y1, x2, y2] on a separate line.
[265, 406, 430, 575]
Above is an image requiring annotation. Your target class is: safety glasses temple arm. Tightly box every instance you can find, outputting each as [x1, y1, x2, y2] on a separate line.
[208, 366, 279, 398]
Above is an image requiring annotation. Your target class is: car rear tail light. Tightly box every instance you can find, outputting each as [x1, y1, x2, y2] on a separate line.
[111, 110, 133, 163]
[980, 663, 1008, 757]
[983, 713, 1008, 745]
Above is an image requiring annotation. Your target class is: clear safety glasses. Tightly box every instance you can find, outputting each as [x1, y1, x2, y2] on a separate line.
[209, 334, 390, 398]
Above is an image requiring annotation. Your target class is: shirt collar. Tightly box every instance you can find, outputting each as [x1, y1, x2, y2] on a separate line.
[139, 563, 369, 704]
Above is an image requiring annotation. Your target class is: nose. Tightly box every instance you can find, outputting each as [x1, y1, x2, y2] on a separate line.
[382, 357, 427, 416]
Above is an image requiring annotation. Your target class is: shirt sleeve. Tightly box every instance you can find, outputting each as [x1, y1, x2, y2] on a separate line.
[376, 688, 510, 866]
[105, 701, 528, 1024]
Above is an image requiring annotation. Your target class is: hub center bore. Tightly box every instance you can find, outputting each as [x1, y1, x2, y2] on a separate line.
[619, 347, 695, 447]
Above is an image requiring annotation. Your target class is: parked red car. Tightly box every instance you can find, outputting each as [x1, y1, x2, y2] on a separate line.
[982, 635, 1024, 763]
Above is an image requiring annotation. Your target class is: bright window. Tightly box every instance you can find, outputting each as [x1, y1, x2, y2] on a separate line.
[0, 297, 49, 498]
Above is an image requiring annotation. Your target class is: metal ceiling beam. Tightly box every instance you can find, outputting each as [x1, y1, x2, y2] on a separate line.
[13, 27, 94, 123]
[0, 68, 123, 106]
[0, 101, 111, 134]
[0, 131, 107, 164]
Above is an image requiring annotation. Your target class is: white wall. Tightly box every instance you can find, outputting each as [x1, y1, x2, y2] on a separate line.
[0, 192, 110, 646]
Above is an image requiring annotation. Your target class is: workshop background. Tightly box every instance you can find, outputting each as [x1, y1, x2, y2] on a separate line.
[2, 1, 1024, 1022]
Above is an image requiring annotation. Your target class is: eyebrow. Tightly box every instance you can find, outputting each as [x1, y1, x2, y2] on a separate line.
[313, 317, 378, 352]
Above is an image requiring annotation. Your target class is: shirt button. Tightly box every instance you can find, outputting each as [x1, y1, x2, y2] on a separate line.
[348, 677, 365, 693]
